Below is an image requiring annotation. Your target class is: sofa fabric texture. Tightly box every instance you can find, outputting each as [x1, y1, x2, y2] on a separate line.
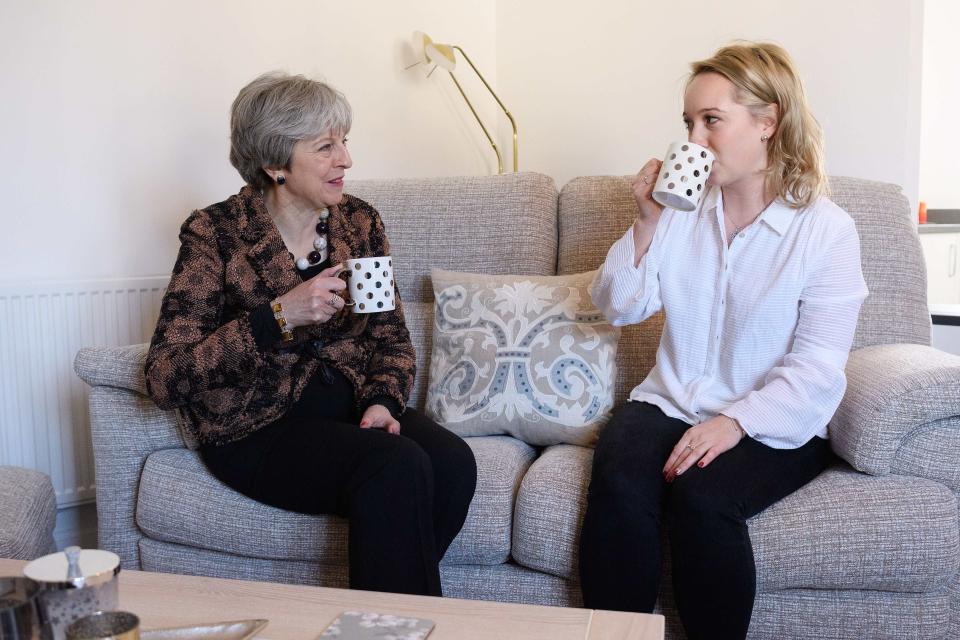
[75, 172, 960, 640]
[0, 465, 57, 560]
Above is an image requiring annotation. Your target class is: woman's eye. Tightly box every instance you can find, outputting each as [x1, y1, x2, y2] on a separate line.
[342, 137, 349, 146]
[683, 120, 692, 131]
[318, 144, 332, 152]
[705, 115, 719, 125]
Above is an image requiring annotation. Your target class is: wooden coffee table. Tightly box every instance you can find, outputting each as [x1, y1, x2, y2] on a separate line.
[1, 559, 662, 639]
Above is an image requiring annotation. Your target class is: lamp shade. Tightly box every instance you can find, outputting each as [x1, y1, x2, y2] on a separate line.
[424, 41, 456, 71]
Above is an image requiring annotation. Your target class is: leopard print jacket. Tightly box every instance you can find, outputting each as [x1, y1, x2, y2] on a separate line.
[144, 186, 416, 446]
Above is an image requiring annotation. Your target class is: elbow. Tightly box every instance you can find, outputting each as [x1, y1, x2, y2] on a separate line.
[143, 356, 183, 410]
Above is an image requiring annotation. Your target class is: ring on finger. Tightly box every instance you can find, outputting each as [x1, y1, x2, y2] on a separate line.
[641, 174, 651, 185]
[684, 443, 695, 452]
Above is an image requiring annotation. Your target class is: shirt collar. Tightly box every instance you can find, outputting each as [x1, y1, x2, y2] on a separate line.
[758, 198, 796, 236]
[700, 186, 795, 236]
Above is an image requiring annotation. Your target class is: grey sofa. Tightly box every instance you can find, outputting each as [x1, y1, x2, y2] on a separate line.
[75, 173, 960, 639]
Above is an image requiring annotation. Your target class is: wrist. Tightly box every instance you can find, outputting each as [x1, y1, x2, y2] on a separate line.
[271, 299, 294, 342]
[723, 414, 745, 440]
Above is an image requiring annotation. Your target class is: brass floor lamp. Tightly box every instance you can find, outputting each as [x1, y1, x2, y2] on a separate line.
[409, 32, 518, 174]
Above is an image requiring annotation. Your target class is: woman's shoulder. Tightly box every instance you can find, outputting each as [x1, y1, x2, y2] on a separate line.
[793, 196, 861, 261]
[181, 186, 262, 236]
[800, 195, 857, 233]
[805, 196, 853, 224]
[340, 193, 380, 218]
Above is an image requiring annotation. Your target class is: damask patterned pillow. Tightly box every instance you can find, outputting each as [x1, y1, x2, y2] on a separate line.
[426, 268, 620, 447]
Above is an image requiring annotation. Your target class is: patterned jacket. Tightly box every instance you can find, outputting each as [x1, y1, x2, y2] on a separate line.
[144, 186, 416, 446]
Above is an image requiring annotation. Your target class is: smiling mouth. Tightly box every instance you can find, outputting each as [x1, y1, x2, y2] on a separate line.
[328, 177, 344, 185]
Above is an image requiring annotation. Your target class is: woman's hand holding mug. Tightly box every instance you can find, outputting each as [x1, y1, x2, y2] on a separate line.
[275, 263, 347, 327]
[631, 158, 665, 264]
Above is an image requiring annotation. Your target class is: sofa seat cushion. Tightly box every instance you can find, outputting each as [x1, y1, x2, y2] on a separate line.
[750, 465, 959, 593]
[512, 447, 959, 594]
[137, 435, 535, 566]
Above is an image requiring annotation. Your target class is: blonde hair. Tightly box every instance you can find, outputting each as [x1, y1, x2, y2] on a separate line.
[688, 42, 825, 208]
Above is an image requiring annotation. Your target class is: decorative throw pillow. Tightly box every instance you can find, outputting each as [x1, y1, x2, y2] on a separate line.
[426, 268, 620, 447]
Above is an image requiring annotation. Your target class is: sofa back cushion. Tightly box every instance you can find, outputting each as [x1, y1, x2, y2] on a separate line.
[556, 177, 664, 404]
[556, 175, 930, 402]
[825, 176, 929, 349]
[347, 172, 560, 408]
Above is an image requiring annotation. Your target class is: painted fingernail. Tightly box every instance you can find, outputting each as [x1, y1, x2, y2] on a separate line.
[698, 461, 705, 468]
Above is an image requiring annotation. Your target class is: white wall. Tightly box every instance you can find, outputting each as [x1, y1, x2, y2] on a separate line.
[495, 0, 923, 207]
[920, 0, 960, 208]
[0, 1, 929, 283]
[0, 0, 498, 283]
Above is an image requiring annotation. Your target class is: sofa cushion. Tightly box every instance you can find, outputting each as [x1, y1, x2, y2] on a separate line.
[347, 173, 559, 305]
[512, 447, 959, 594]
[750, 466, 959, 593]
[137, 435, 535, 566]
[426, 268, 619, 447]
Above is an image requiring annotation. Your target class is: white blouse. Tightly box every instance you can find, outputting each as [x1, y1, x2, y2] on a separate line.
[591, 186, 869, 449]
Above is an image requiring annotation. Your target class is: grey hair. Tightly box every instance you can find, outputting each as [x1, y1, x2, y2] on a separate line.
[229, 71, 353, 190]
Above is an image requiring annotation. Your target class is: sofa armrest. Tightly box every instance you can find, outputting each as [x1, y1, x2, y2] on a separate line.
[831, 344, 960, 485]
[75, 344, 152, 394]
[75, 344, 186, 569]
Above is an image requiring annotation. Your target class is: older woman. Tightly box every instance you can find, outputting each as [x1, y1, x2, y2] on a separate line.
[579, 43, 868, 639]
[145, 72, 476, 597]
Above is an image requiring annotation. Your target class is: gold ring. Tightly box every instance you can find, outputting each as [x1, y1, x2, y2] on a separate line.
[641, 175, 651, 185]
[684, 444, 695, 451]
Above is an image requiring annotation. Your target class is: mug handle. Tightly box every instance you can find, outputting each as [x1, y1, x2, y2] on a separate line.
[337, 269, 356, 307]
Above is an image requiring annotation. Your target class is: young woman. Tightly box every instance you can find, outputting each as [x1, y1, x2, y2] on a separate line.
[579, 42, 868, 639]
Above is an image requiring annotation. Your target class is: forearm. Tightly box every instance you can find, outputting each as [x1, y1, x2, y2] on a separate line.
[722, 354, 844, 448]
[590, 226, 663, 326]
[631, 217, 658, 268]
[145, 312, 262, 410]
[358, 304, 416, 411]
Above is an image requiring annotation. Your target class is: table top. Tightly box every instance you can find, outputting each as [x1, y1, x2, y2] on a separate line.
[0, 559, 663, 640]
[918, 223, 960, 233]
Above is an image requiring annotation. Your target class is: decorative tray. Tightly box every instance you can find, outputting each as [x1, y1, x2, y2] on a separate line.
[141, 619, 268, 640]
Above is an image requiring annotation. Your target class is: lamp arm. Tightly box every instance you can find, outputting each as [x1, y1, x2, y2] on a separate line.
[447, 71, 504, 174]
[452, 45, 518, 172]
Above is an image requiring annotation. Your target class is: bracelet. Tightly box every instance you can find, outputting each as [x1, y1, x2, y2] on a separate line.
[725, 415, 745, 440]
[271, 300, 294, 342]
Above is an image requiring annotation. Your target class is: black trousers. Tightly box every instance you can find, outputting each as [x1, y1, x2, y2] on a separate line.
[579, 401, 833, 640]
[201, 390, 476, 598]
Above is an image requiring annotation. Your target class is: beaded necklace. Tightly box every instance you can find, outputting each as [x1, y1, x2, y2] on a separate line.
[294, 208, 331, 270]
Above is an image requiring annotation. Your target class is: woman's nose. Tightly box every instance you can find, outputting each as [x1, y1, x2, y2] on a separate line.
[687, 128, 707, 148]
[338, 145, 353, 169]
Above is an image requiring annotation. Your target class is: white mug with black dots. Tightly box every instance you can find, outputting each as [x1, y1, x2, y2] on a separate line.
[651, 141, 715, 212]
[340, 256, 396, 314]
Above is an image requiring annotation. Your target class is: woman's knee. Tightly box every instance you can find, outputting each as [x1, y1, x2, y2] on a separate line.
[665, 470, 738, 530]
[449, 437, 477, 494]
[590, 406, 673, 499]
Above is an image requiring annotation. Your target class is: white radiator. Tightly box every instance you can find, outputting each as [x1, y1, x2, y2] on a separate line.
[0, 277, 168, 507]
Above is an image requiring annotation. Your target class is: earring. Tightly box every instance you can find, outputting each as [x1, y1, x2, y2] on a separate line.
[761, 135, 769, 142]
[276, 175, 286, 185]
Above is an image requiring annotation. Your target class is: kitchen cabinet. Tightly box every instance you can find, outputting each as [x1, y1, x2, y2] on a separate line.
[919, 229, 960, 305]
